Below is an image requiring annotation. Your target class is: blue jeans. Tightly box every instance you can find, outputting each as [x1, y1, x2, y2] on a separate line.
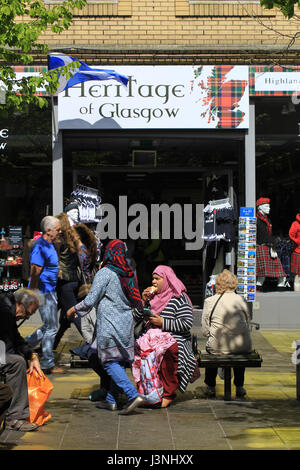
[103, 361, 138, 405]
[25, 291, 58, 369]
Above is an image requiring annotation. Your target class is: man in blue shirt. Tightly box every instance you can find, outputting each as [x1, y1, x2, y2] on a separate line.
[25, 216, 65, 374]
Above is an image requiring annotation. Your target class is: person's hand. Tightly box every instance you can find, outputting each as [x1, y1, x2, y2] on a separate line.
[142, 286, 157, 303]
[148, 315, 163, 328]
[28, 354, 43, 377]
[67, 306, 77, 320]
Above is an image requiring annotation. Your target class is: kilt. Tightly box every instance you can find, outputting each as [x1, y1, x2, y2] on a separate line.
[256, 245, 286, 278]
[291, 252, 300, 274]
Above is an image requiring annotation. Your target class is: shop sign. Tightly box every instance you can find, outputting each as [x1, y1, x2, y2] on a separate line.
[58, 65, 249, 130]
[255, 72, 300, 92]
[240, 207, 255, 218]
[8, 226, 23, 246]
[0, 128, 8, 151]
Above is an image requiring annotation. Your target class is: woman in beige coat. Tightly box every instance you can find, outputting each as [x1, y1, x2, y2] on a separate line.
[201, 269, 252, 398]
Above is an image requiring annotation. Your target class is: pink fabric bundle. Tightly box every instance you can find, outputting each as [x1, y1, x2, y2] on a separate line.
[132, 328, 176, 384]
[150, 265, 193, 315]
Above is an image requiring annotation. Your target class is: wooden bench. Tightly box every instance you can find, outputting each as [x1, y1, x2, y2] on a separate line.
[192, 335, 263, 401]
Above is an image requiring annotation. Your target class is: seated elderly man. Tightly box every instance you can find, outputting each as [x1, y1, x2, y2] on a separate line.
[0, 288, 44, 432]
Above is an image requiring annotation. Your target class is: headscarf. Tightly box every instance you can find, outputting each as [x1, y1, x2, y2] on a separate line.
[150, 265, 193, 315]
[101, 239, 143, 310]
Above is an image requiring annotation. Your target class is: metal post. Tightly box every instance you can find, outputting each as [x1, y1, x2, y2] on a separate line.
[296, 340, 300, 400]
[224, 367, 232, 401]
[52, 96, 64, 215]
[245, 102, 256, 208]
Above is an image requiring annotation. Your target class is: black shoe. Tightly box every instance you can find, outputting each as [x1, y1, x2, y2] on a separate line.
[5, 419, 38, 432]
[236, 387, 247, 398]
[204, 386, 216, 398]
[95, 401, 117, 411]
[118, 396, 144, 415]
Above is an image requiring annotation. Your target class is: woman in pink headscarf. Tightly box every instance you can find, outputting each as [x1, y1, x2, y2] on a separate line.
[139, 265, 199, 408]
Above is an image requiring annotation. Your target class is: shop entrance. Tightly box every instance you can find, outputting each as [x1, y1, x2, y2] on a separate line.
[62, 130, 245, 305]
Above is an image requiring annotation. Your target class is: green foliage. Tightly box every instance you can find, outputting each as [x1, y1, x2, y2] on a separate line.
[260, 0, 299, 18]
[0, 0, 86, 111]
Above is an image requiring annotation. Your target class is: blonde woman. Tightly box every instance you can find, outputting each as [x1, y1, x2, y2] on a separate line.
[53, 211, 82, 349]
[201, 269, 252, 398]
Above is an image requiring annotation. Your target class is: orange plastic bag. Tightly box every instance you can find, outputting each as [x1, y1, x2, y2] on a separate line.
[26, 369, 53, 426]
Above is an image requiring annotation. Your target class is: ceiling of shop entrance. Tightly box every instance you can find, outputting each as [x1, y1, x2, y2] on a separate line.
[63, 131, 243, 169]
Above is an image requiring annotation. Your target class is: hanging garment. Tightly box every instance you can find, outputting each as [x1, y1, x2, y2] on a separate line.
[70, 185, 102, 224]
[203, 199, 236, 242]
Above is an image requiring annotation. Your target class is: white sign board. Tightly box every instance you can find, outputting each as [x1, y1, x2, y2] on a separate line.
[58, 65, 249, 130]
[255, 72, 300, 92]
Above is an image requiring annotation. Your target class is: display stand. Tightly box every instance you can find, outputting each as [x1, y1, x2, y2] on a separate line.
[0, 230, 24, 292]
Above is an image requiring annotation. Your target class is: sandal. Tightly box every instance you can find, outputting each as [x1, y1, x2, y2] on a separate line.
[5, 419, 38, 432]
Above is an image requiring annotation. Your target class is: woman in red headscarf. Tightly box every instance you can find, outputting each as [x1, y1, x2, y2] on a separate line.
[67, 239, 145, 415]
[137, 265, 199, 408]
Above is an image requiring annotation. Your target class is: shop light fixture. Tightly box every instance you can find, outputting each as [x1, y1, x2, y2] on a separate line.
[18, 152, 48, 159]
[31, 162, 51, 166]
[126, 173, 146, 178]
[281, 102, 296, 114]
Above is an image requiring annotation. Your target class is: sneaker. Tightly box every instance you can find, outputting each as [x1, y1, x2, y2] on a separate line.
[95, 401, 117, 411]
[5, 419, 39, 432]
[204, 386, 216, 398]
[43, 366, 66, 374]
[118, 396, 144, 415]
[236, 386, 247, 398]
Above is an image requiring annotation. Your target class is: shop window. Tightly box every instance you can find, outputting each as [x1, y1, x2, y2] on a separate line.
[44, 0, 131, 16]
[175, 0, 276, 16]
[0, 102, 52, 231]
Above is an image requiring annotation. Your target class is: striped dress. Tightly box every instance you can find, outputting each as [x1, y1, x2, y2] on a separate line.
[154, 293, 196, 393]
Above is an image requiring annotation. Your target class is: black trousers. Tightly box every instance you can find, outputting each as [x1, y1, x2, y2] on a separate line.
[54, 280, 81, 349]
[204, 367, 245, 387]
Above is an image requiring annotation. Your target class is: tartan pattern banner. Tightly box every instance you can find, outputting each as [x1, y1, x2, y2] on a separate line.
[196, 65, 248, 129]
[249, 65, 300, 96]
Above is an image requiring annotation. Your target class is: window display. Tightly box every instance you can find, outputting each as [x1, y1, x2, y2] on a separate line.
[0, 227, 24, 292]
[289, 212, 300, 291]
[256, 197, 287, 290]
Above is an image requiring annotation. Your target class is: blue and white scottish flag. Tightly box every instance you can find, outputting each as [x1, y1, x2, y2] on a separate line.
[47, 52, 129, 93]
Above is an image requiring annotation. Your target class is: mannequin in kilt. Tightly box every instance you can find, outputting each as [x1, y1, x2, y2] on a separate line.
[256, 197, 287, 290]
[289, 213, 300, 291]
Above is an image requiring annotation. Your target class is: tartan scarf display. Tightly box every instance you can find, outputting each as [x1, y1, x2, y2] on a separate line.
[102, 239, 143, 310]
[257, 210, 272, 234]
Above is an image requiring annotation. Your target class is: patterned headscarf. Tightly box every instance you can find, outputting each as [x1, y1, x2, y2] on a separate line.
[102, 239, 143, 310]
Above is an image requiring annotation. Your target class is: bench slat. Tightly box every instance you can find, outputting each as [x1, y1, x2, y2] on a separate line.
[196, 351, 263, 368]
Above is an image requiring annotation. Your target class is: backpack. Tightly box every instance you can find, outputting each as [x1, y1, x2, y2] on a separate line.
[137, 349, 163, 405]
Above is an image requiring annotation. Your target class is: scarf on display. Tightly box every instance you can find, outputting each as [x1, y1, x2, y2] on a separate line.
[101, 239, 143, 311]
[150, 265, 193, 315]
[257, 210, 272, 234]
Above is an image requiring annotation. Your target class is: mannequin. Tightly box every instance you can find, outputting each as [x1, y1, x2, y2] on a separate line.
[64, 201, 79, 227]
[289, 212, 300, 291]
[256, 197, 287, 289]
